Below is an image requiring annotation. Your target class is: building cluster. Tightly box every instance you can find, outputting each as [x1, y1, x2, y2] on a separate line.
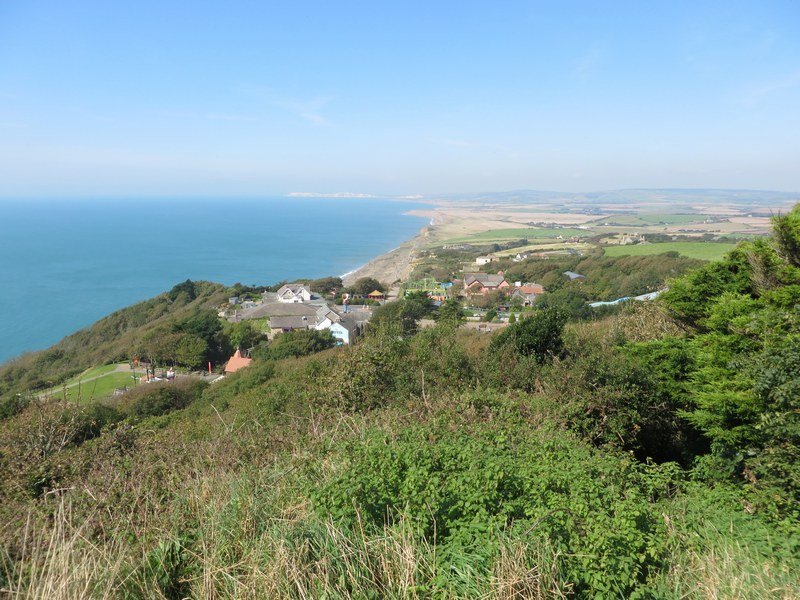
[402, 271, 548, 308]
[225, 284, 372, 346]
[462, 272, 545, 305]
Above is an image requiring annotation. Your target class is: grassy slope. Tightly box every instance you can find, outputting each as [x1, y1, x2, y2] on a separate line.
[2, 325, 796, 598]
[587, 213, 705, 226]
[603, 241, 736, 261]
[0, 281, 227, 397]
[54, 371, 138, 403]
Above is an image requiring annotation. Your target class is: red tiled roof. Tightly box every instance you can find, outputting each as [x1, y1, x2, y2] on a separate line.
[224, 349, 252, 374]
[518, 284, 544, 295]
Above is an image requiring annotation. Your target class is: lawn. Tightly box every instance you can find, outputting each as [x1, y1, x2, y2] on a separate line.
[444, 227, 591, 243]
[68, 363, 119, 383]
[603, 241, 737, 261]
[52, 371, 139, 403]
[495, 242, 592, 256]
[589, 213, 704, 227]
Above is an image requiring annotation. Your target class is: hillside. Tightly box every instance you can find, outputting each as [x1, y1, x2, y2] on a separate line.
[0, 280, 228, 398]
[1, 207, 799, 598]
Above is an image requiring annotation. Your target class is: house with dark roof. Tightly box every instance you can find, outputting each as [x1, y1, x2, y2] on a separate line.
[269, 315, 312, 334]
[236, 301, 319, 322]
[463, 272, 511, 295]
[328, 315, 359, 345]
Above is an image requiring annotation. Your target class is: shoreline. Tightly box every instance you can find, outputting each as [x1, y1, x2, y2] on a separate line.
[341, 208, 443, 285]
[341, 224, 433, 286]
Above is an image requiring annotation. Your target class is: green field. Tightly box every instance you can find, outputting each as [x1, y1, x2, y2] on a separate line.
[53, 371, 139, 403]
[589, 213, 705, 227]
[603, 241, 736, 261]
[67, 363, 119, 383]
[444, 227, 591, 244]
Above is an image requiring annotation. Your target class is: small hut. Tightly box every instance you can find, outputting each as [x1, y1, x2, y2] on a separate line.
[367, 290, 386, 301]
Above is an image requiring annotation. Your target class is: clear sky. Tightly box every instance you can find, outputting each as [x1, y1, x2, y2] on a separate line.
[0, 1, 798, 197]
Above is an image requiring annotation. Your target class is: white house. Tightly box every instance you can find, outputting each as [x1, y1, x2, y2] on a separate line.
[328, 317, 358, 345]
[475, 255, 495, 266]
[276, 284, 314, 303]
[314, 305, 341, 330]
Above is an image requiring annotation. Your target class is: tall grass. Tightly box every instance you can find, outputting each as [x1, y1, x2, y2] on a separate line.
[2, 502, 129, 599]
[5, 471, 799, 599]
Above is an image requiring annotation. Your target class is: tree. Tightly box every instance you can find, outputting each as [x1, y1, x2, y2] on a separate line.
[261, 329, 336, 360]
[167, 279, 197, 302]
[142, 330, 182, 366]
[172, 309, 227, 361]
[772, 204, 800, 267]
[174, 334, 208, 369]
[349, 277, 385, 296]
[435, 299, 465, 326]
[404, 291, 436, 317]
[228, 321, 259, 350]
[370, 299, 428, 336]
[535, 288, 591, 320]
[490, 307, 567, 363]
[308, 276, 343, 296]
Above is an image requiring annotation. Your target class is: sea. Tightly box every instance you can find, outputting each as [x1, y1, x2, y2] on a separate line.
[0, 197, 428, 363]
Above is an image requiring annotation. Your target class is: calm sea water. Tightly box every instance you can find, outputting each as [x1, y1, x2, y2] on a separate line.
[0, 198, 427, 363]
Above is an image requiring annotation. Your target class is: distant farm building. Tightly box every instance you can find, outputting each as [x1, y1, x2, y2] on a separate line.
[563, 271, 586, 282]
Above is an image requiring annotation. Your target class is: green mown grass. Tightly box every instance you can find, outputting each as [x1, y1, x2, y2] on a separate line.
[444, 227, 591, 243]
[590, 213, 705, 226]
[53, 371, 139, 403]
[70, 363, 119, 382]
[603, 241, 736, 261]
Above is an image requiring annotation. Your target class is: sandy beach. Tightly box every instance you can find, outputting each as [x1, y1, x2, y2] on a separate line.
[343, 225, 432, 285]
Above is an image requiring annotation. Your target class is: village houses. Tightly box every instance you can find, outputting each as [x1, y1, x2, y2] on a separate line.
[463, 272, 511, 295]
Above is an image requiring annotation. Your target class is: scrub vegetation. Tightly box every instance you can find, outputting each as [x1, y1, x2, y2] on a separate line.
[1, 206, 800, 598]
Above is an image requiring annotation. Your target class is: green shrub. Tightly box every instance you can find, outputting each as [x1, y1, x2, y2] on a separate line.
[0, 392, 29, 420]
[122, 379, 207, 419]
[253, 329, 335, 360]
[490, 307, 567, 363]
[312, 423, 674, 597]
[130, 534, 197, 600]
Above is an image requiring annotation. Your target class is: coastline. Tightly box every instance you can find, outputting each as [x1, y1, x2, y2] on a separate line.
[342, 223, 433, 286]
[341, 206, 452, 286]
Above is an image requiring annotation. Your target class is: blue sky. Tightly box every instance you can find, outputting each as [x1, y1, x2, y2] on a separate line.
[0, 1, 798, 197]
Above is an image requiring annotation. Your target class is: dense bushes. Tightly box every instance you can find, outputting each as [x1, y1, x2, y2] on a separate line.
[252, 329, 335, 360]
[490, 307, 566, 362]
[504, 253, 702, 301]
[323, 325, 478, 410]
[313, 422, 677, 597]
[120, 379, 208, 418]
